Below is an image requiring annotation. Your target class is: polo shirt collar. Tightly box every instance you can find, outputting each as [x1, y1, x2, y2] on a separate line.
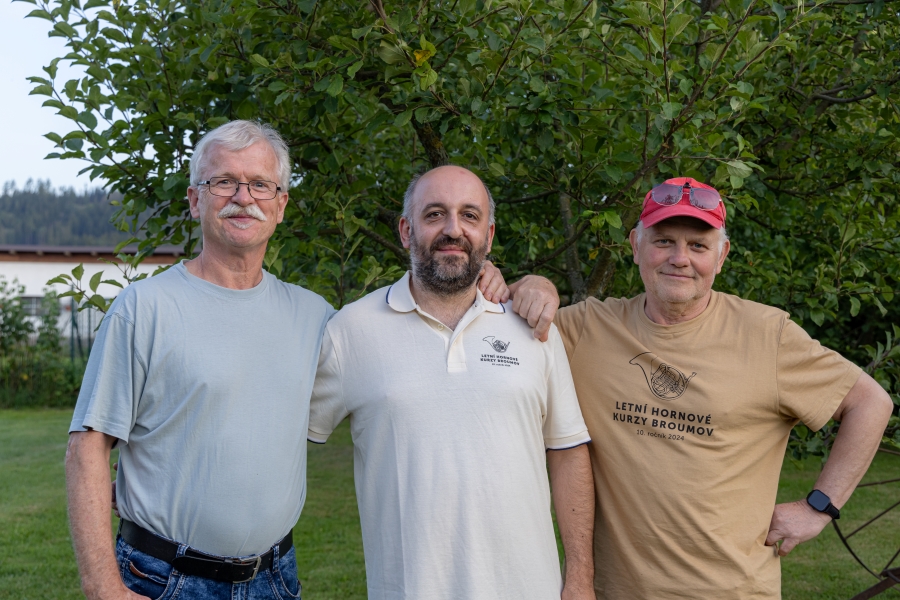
[385, 271, 506, 315]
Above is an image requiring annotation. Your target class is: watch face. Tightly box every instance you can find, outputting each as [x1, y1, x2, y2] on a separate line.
[807, 490, 831, 511]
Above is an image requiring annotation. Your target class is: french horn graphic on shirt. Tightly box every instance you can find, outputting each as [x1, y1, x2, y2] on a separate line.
[629, 352, 697, 401]
[483, 336, 510, 353]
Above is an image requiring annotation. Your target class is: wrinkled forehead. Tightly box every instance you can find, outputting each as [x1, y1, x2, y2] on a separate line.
[411, 166, 490, 212]
[205, 141, 279, 176]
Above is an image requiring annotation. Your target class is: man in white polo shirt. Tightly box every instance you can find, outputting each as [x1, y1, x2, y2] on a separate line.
[308, 165, 594, 600]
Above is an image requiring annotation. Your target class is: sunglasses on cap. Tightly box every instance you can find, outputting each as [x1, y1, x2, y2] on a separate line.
[650, 181, 722, 211]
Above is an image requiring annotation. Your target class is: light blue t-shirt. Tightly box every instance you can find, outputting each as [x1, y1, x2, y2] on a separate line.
[70, 262, 334, 556]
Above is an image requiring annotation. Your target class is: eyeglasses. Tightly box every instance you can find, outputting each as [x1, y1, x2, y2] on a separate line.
[649, 182, 722, 211]
[199, 177, 282, 200]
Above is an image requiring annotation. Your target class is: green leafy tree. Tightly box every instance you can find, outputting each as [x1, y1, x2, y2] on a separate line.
[0, 277, 33, 354]
[36, 291, 63, 352]
[23, 0, 899, 434]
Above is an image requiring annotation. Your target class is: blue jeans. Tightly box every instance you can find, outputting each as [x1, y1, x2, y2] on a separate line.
[115, 536, 301, 600]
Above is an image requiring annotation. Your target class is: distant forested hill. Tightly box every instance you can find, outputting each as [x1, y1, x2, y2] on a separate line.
[0, 179, 130, 246]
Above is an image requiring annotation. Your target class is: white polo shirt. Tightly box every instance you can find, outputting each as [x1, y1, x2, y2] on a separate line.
[309, 271, 590, 600]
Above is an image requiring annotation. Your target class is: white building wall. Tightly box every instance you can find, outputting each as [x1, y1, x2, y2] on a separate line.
[0, 255, 177, 351]
[0, 259, 165, 297]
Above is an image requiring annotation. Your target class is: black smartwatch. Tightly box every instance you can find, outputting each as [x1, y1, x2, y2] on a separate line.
[806, 489, 840, 520]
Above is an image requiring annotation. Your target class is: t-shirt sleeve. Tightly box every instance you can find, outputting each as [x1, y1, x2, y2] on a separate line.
[69, 312, 146, 442]
[543, 324, 591, 449]
[554, 302, 587, 359]
[308, 326, 349, 443]
[776, 318, 862, 431]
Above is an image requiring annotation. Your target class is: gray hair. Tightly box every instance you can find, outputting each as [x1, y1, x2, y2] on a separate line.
[634, 220, 729, 252]
[190, 120, 291, 190]
[402, 167, 496, 225]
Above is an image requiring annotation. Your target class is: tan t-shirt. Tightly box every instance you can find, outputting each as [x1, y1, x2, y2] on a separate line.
[555, 291, 862, 600]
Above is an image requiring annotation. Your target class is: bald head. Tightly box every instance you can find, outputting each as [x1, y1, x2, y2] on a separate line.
[402, 165, 496, 225]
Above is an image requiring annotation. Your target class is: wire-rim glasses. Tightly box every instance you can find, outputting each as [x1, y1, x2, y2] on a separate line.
[199, 177, 282, 200]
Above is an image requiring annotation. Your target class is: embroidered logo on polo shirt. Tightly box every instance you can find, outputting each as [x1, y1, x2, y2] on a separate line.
[629, 352, 696, 400]
[482, 336, 510, 353]
[481, 336, 519, 366]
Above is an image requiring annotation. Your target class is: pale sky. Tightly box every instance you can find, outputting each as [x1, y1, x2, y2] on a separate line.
[1, 1, 95, 190]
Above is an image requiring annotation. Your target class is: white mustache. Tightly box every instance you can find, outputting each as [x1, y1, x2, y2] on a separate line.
[217, 203, 268, 226]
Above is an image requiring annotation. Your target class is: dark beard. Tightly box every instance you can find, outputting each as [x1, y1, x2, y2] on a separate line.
[409, 232, 489, 296]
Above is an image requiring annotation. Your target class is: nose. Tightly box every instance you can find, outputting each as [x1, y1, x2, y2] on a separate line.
[442, 213, 463, 239]
[669, 242, 691, 267]
[230, 182, 256, 206]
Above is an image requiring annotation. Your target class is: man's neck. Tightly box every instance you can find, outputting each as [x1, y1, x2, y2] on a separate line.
[643, 292, 712, 325]
[408, 275, 478, 331]
[184, 245, 265, 290]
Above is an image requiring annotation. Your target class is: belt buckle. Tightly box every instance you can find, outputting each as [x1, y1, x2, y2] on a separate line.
[229, 555, 262, 583]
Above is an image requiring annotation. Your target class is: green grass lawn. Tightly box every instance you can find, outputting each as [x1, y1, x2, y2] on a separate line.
[2, 408, 898, 599]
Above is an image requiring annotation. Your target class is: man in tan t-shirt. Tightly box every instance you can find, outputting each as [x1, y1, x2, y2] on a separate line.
[502, 177, 893, 599]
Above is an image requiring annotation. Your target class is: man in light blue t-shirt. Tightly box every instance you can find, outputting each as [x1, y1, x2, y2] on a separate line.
[66, 120, 334, 600]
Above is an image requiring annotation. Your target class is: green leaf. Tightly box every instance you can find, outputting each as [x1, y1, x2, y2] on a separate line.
[250, 54, 270, 68]
[850, 297, 861, 317]
[810, 308, 825, 326]
[77, 111, 98, 129]
[605, 211, 623, 229]
[46, 275, 72, 285]
[393, 110, 413, 128]
[419, 69, 438, 90]
[660, 102, 682, 120]
[726, 160, 753, 178]
[771, 2, 786, 21]
[26, 9, 53, 20]
[313, 76, 331, 92]
[537, 129, 554, 151]
[347, 60, 364, 79]
[667, 14, 693, 41]
[89, 271, 103, 293]
[326, 74, 344, 96]
[72, 264, 85, 281]
[378, 42, 408, 65]
[488, 162, 505, 177]
[268, 80, 288, 92]
[352, 25, 373, 39]
[87, 294, 110, 312]
[163, 173, 183, 191]
[29, 85, 54, 97]
[523, 37, 545, 52]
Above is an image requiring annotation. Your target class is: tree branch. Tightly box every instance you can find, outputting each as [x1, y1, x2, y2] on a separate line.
[411, 119, 450, 168]
[358, 225, 409, 265]
[496, 189, 557, 204]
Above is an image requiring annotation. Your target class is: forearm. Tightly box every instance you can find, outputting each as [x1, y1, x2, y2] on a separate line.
[66, 431, 123, 599]
[548, 444, 595, 588]
[813, 379, 893, 507]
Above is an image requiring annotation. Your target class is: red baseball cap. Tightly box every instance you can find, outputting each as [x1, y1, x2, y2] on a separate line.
[640, 177, 726, 229]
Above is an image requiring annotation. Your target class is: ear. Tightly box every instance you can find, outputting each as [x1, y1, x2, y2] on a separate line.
[485, 222, 495, 254]
[715, 238, 731, 274]
[275, 189, 289, 224]
[399, 216, 412, 249]
[187, 186, 202, 219]
[628, 227, 641, 265]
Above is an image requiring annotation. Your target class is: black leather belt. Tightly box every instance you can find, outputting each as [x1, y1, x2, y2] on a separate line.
[119, 519, 292, 584]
